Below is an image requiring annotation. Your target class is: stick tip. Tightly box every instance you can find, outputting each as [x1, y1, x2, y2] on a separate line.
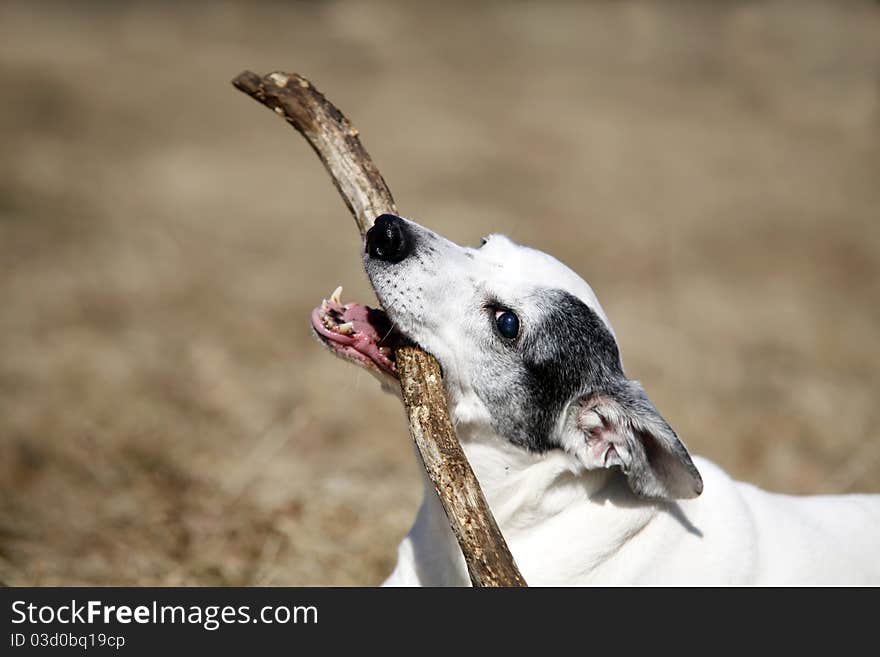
[231, 70, 262, 93]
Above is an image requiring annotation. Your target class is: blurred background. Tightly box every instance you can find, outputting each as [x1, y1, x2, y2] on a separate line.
[1, 0, 878, 585]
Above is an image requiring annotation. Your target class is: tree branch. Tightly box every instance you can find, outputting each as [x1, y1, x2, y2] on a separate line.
[232, 70, 527, 587]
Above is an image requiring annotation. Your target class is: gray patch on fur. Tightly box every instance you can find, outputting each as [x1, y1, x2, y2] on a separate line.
[468, 288, 702, 499]
[471, 289, 623, 451]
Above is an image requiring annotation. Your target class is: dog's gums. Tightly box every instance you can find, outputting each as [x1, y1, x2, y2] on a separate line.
[310, 286, 406, 378]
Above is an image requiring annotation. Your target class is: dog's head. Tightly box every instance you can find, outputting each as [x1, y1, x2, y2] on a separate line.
[312, 214, 702, 500]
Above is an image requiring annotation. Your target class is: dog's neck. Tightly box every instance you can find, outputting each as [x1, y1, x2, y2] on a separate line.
[447, 386, 619, 523]
[456, 423, 633, 521]
[410, 417, 661, 585]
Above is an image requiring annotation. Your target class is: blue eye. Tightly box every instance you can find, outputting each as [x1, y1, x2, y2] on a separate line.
[495, 310, 519, 339]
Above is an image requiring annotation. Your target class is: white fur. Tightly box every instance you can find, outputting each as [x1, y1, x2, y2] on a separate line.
[385, 442, 880, 585]
[361, 221, 880, 586]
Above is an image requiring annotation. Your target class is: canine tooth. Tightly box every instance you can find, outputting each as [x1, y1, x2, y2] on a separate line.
[337, 322, 354, 335]
[330, 286, 343, 304]
[321, 299, 330, 312]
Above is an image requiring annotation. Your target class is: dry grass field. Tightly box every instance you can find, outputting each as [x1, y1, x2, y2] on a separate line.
[1, 0, 878, 585]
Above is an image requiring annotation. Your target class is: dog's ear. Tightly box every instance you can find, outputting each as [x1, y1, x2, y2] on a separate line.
[562, 380, 703, 500]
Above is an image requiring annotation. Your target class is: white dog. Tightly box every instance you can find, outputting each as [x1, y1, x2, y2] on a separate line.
[311, 214, 880, 585]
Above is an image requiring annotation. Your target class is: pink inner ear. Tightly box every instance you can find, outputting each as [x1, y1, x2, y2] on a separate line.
[577, 395, 628, 470]
[579, 408, 611, 467]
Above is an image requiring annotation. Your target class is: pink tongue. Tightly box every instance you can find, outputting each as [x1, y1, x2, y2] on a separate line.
[340, 303, 381, 341]
[311, 299, 396, 374]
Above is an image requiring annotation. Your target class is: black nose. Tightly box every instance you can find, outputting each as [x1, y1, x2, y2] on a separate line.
[366, 214, 411, 263]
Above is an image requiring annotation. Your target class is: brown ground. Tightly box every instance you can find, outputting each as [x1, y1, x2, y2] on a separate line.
[1, 0, 878, 586]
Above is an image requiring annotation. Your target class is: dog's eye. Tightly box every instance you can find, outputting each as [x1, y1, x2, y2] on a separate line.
[495, 310, 519, 339]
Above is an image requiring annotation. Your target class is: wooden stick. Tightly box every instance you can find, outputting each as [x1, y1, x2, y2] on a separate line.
[232, 70, 527, 587]
[232, 71, 395, 235]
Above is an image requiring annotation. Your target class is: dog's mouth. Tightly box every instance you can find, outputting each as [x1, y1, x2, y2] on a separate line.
[310, 286, 409, 379]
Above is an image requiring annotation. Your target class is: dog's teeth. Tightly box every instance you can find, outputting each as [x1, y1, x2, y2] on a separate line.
[321, 299, 330, 312]
[330, 286, 343, 304]
[337, 322, 354, 335]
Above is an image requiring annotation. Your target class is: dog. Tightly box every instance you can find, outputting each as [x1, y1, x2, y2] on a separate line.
[311, 214, 880, 585]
